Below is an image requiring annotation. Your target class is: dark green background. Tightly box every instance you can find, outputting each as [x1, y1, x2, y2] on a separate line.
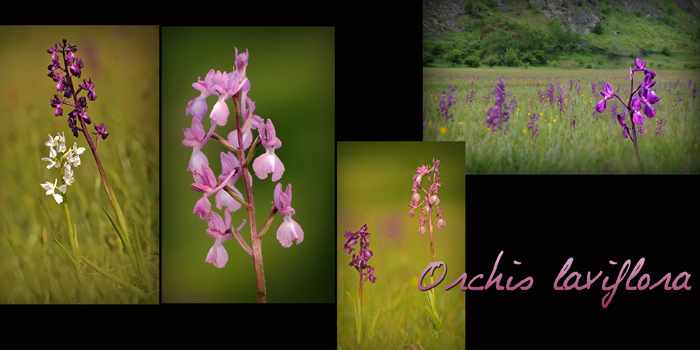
[162, 27, 335, 303]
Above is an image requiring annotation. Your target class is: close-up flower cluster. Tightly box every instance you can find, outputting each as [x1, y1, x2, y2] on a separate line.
[40, 132, 85, 204]
[47, 39, 108, 140]
[182, 48, 303, 272]
[409, 158, 445, 236]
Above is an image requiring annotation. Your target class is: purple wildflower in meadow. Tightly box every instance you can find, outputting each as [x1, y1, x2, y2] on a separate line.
[439, 85, 457, 122]
[655, 118, 666, 137]
[527, 113, 539, 136]
[558, 84, 565, 114]
[547, 83, 555, 105]
[486, 79, 510, 134]
[595, 58, 660, 173]
[694, 84, 697, 100]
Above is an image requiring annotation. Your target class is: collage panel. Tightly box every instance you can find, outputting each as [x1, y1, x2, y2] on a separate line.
[161, 27, 335, 303]
[337, 141, 465, 349]
[0, 26, 159, 303]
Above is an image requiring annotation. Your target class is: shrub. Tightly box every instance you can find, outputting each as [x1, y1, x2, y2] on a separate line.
[639, 47, 647, 57]
[662, 46, 671, 56]
[443, 48, 462, 66]
[523, 62, 530, 69]
[423, 51, 434, 66]
[484, 54, 499, 67]
[562, 0, 568, 8]
[666, 5, 675, 16]
[503, 48, 520, 67]
[464, 55, 481, 67]
[592, 21, 603, 34]
[635, 9, 642, 17]
[465, 2, 478, 16]
[484, 0, 497, 9]
[577, 0, 583, 7]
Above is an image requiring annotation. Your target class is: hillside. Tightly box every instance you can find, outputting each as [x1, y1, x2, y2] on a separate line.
[423, 0, 700, 70]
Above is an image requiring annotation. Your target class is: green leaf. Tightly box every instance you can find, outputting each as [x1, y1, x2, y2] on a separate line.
[345, 291, 361, 344]
[56, 238, 146, 299]
[366, 308, 380, 341]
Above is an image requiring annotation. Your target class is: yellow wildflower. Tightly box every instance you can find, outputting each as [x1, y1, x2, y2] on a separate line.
[440, 127, 447, 134]
[539, 113, 543, 116]
[553, 119, 557, 123]
[523, 129, 527, 133]
[459, 121, 465, 125]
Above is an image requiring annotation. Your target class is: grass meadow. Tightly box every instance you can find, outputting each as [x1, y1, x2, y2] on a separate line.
[0, 26, 159, 303]
[338, 142, 465, 349]
[423, 67, 700, 173]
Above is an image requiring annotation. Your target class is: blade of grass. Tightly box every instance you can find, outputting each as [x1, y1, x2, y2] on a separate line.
[55, 238, 146, 299]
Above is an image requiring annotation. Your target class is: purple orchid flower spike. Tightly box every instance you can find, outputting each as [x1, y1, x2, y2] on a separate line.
[274, 183, 303, 248]
[183, 118, 210, 172]
[595, 83, 616, 113]
[187, 69, 215, 121]
[252, 119, 285, 181]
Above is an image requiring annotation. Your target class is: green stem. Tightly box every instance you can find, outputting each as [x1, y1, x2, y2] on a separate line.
[62, 200, 83, 284]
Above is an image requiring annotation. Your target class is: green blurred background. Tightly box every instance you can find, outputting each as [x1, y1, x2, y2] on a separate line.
[0, 26, 159, 303]
[162, 27, 335, 303]
[337, 142, 465, 349]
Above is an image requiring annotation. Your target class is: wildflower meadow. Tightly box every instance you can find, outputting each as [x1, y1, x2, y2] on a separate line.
[423, 67, 700, 173]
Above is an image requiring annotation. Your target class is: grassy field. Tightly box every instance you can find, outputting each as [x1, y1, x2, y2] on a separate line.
[337, 142, 465, 349]
[423, 66, 700, 173]
[0, 26, 159, 303]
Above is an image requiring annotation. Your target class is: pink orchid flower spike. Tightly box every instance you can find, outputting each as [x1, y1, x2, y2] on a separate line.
[253, 119, 285, 181]
[274, 183, 303, 248]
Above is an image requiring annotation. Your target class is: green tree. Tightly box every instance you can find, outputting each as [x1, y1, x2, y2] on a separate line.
[592, 21, 603, 34]
[443, 48, 462, 66]
[464, 55, 481, 67]
[480, 29, 518, 59]
[484, 54, 499, 67]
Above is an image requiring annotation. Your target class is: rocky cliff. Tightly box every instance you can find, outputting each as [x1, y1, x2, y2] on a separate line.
[423, 0, 698, 41]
